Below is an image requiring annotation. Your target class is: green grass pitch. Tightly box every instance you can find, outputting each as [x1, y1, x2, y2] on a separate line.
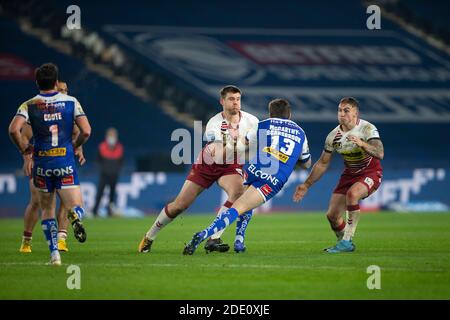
[1, 212, 449, 299]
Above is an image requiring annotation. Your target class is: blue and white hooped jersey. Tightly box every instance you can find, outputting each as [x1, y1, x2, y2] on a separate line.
[16, 92, 85, 163]
[16, 92, 85, 191]
[244, 118, 310, 201]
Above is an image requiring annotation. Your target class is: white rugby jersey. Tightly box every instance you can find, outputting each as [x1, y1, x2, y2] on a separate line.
[203, 111, 259, 165]
[324, 119, 382, 174]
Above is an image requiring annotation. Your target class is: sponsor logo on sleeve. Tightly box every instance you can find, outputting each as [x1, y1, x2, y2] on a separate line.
[260, 184, 273, 197]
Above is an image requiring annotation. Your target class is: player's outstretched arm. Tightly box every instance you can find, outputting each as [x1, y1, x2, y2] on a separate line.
[73, 116, 91, 149]
[293, 151, 332, 202]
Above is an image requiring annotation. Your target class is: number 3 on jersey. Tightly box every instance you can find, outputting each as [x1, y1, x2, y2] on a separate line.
[270, 135, 296, 156]
[49, 124, 58, 147]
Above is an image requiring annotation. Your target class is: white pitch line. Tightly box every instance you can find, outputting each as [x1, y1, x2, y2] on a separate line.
[0, 261, 448, 273]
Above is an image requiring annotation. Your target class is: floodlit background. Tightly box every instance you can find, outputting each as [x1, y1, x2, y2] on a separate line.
[1, 0, 449, 216]
[0, 0, 449, 300]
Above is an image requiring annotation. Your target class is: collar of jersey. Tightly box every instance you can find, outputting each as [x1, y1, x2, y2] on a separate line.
[38, 91, 59, 97]
[262, 117, 297, 125]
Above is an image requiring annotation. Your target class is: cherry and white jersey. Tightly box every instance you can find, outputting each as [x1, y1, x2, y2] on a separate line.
[201, 110, 259, 165]
[324, 119, 382, 174]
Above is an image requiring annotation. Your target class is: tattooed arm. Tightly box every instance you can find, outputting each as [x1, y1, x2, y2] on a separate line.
[347, 135, 384, 160]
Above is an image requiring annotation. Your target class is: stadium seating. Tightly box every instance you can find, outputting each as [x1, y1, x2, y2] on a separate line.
[1, 0, 449, 216]
[0, 15, 191, 173]
[64, 0, 450, 169]
[382, 0, 450, 45]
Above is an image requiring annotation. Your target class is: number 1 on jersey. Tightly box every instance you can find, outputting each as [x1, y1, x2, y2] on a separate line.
[49, 124, 58, 147]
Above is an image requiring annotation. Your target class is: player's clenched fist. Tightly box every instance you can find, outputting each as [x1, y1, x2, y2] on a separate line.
[346, 134, 364, 147]
[293, 184, 309, 202]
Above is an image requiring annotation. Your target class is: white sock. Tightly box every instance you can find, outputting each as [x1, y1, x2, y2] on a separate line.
[57, 230, 67, 240]
[210, 205, 229, 240]
[146, 206, 173, 240]
[343, 210, 361, 241]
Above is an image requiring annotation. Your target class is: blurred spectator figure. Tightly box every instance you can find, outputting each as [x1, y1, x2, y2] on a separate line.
[92, 127, 124, 217]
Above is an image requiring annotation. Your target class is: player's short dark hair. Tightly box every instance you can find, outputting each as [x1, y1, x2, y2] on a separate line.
[35, 63, 58, 90]
[220, 85, 242, 99]
[269, 98, 291, 119]
[339, 97, 359, 110]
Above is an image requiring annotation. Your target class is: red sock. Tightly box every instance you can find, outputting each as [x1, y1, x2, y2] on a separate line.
[335, 220, 346, 232]
[223, 201, 233, 208]
[327, 216, 345, 232]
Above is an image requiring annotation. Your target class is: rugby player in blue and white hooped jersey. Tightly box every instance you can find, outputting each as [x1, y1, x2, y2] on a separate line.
[19, 81, 86, 254]
[183, 98, 311, 255]
[9, 63, 91, 266]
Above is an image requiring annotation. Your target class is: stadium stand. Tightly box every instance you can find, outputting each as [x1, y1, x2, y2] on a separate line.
[60, 0, 450, 169]
[0, 14, 191, 173]
[1, 0, 449, 215]
[378, 0, 450, 46]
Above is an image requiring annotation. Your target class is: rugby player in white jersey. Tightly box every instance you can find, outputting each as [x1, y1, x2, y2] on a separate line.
[138, 85, 259, 254]
[19, 81, 86, 253]
[293, 97, 384, 253]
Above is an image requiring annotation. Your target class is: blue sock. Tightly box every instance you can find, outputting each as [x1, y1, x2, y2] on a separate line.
[41, 218, 58, 253]
[200, 208, 239, 240]
[72, 206, 85, 220]
[235, 210, 253, 243]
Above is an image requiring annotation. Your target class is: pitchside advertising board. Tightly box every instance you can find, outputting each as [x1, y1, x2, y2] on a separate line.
[104, 26, 450, 122]
[0, 168, 448, 217]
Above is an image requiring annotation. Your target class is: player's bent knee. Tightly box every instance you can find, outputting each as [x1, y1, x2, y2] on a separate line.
[326, 211, 340, 222]
[29, 201, 40, 211]
[227, 193, 243, 203]
[346, 189, 361, 203]
[228, 186, 246, 201]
